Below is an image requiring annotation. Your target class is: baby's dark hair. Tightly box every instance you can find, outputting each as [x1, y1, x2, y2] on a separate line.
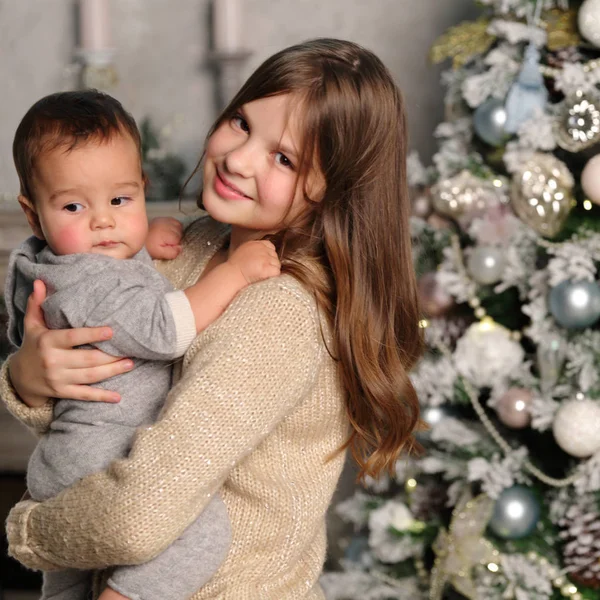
[13, 89, 143, 203]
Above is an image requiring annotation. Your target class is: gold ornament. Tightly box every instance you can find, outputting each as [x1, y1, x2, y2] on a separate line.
[431, 170, 506, 221]
[511, 153, 574, 237]
[542, 9, 583, 51]
[429, 491, 498, 600]
[555, 91, 600, 152]
[430, 18, 495, 69]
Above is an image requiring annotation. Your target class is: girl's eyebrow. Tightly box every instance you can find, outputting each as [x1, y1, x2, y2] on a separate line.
[278, 142, 298, 158]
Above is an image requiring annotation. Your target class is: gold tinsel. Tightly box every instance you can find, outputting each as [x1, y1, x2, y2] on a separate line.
[429, 18, 495, 69]
[542, 8, 582, 51]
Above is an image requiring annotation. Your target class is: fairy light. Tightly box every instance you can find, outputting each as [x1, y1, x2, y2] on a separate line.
[583, 199, 593, 210]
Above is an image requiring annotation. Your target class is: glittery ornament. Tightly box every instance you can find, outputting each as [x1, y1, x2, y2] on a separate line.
[553, 398, 600, 457]
[558, 497, 600, 588]
[467, 246, 506, 285]
[555, 91, 600, 152]
[430, 492, 497, 600]
[579, 0, 600, 48]
[581, 154, 600, 204]
[488, 485, 541, 540]
[429, 17, 495, 69]
[549, 280, 600, 329]
[495, 387, 533, 429]
[417, 272, 455, 317]
[545, 8, 583, 51]
[431, 170, 503, 221]
[473, 98, 510, 147]
[510, 153, 574, 237]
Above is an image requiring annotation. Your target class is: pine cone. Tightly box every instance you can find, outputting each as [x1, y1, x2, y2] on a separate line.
[558, 498, 600, 588]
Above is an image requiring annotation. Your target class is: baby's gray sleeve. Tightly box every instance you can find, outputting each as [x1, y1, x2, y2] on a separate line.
[44, 263, 196, 361]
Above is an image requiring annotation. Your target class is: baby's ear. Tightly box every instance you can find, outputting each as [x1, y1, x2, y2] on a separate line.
[18, 195, 45, 240]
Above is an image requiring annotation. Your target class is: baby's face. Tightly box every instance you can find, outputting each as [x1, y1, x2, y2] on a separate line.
[29, 133, 148, 259]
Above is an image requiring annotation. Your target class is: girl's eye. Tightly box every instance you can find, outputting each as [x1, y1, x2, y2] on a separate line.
[64, 203, 84, 213]
[275, 152, 294, 169]
[232, 115, 250, 133]
[111, 196, 130, 206]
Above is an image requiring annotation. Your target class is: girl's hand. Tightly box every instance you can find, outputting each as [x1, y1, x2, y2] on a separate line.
[146, 217, 183, 260]
[9, 280, 133, 406]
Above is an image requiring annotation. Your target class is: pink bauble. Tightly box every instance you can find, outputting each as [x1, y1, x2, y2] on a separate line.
[418, 272, 455, 318]
[496, 387, 533, 429]
[581, 154, 600, 204]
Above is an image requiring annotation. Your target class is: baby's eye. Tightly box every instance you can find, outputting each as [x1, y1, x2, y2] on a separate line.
[111, 196, 130, 206]
[64, 203, 84, 213]
[275, 152, 294, 169]
[231, 114, 250, 133]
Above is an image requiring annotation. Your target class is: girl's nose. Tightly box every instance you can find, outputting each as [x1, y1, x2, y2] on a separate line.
[224, 142, 254, 179]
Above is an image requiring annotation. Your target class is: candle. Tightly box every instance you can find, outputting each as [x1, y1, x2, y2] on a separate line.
[80, 0, 111, 52]
[213, 0, 242, 53]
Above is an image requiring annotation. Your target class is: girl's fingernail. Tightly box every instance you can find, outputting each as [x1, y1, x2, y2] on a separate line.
[102, 328, 112, 339]
[123, 360, 134, 370]
[111, 394, 121, 402]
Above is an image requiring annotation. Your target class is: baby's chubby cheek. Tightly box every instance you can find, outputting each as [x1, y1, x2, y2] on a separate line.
[45, 223, 90, 255]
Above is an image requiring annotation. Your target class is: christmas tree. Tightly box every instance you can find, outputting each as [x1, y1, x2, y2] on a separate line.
[322, 1, 600, 599]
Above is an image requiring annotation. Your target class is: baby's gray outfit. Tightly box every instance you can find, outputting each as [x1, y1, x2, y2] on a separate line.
[5, 237, 230, 600]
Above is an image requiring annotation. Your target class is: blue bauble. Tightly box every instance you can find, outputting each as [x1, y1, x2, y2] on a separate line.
[488, 485, 541, 540]
[473, 98, 510, 147]
[549, 280, 600, 329]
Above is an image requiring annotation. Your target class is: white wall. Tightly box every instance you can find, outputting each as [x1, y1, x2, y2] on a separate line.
[0, 0, 479, 200]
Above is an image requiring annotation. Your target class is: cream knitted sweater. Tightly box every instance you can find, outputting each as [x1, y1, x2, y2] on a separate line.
[3, 216, 350, 600]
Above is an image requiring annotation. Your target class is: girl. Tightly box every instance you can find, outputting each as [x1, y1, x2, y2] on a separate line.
[3, 38, 423, 599]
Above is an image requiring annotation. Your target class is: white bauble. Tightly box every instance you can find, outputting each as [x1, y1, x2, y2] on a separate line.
[553, 399, 600, 457]
[579, 0, 600, 48]
[581, 154, 600, 204]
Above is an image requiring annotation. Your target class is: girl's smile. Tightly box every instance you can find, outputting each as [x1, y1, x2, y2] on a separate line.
[213, 169, 253, 201]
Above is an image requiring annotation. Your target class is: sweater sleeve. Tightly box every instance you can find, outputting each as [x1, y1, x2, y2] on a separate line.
[6, 278, 323, 571]
[0, 358, 54, 435]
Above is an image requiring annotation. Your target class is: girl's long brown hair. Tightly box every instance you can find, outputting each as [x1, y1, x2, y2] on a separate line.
[194, 38, 424, 481]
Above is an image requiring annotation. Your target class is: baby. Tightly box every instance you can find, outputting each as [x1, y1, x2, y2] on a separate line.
[5, 90, 279, 600]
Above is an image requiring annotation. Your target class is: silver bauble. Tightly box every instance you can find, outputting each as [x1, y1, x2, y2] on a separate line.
[495, 387, 533, 429]
[553, 398, 600, 458]
[548, 280, 600, 329]
[467, 246, 506, 285]
[488, 485, 541, 540]
[473, 98, 510, 147]
[511, 153, 574, 238]
[579, 0, 600, 48]
[555, 90, 600, 152]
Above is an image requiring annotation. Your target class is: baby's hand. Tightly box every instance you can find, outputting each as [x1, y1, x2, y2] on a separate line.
[146, 217, 183, 260]
[228, 240, 281, 284]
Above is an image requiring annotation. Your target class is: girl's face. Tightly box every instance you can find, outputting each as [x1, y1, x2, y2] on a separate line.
[202, 93, 322, 247]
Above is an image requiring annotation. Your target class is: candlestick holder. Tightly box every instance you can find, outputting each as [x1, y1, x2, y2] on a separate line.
[76, 48, 118, 90]
[207, 49, 252, 111]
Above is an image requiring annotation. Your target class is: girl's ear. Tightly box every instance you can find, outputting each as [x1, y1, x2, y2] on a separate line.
[18, 195, 45, 240]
